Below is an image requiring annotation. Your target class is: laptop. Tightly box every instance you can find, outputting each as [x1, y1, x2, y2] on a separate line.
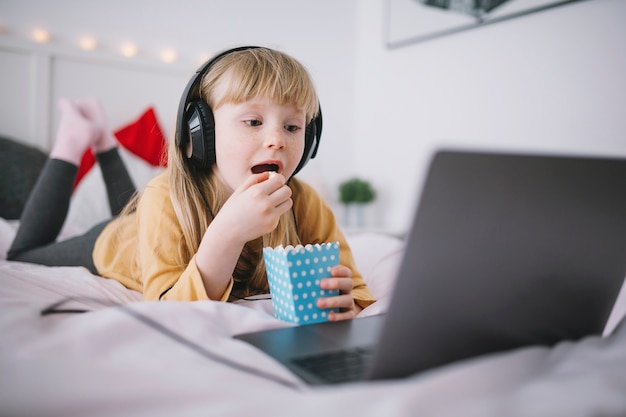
[234, 149, 626, 385]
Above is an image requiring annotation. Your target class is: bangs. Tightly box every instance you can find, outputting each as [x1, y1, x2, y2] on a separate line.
[200, 48, 319, 122]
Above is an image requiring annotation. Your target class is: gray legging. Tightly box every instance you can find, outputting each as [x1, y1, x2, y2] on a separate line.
[7, 148, 136, 274]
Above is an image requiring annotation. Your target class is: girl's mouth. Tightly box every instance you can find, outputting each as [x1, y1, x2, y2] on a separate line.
[251, 163, 279, 174]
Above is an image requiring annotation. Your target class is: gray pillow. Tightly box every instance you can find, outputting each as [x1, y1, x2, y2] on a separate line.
[0, 136, 47, 220]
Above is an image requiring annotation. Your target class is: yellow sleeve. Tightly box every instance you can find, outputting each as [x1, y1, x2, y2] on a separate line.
[133, 173, 232, 302]
[291, 179, 376, 309]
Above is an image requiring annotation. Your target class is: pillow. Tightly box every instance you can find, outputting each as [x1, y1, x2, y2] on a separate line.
[0, 218, 18, 259]
[114, 106, 167, 167]
[346, 232, 405, 300]
[74, 106, 167, 189]
[0, 137, 47, 220]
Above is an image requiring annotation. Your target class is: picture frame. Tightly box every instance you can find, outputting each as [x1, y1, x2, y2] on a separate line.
[385, 0, 590, 49]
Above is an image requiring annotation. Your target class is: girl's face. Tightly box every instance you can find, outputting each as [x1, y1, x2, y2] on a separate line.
[212, 96, 307, 194]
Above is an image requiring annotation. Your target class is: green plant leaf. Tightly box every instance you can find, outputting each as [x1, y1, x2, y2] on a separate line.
[339, 178, 376, 204]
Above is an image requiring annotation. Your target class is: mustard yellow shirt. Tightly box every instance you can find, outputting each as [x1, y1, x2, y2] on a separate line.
[93, 171, 376, 308]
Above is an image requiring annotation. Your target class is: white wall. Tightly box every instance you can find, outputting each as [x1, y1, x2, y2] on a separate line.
[0, 0, 358, 202]
[1, 0, 625, 235]
[355, 0, 626, 234]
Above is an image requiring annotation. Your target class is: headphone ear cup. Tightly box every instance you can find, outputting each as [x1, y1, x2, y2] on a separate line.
[304, 120, 318, 160]
[184, 100, 216, 170]
[293, 118, 319, 176]
[293, 109, 322, 176]
[311, 109, 322, 159]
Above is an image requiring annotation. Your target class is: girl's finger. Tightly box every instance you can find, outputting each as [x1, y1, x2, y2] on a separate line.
[320, 276, 354, 294]
[317, 293, 354, 310]
[330, 264, 352, 278]
[327, 309, 357, 322]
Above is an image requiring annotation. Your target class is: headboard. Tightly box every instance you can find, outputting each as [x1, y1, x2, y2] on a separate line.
[0, 38, 191, 153]
[0, 38, 194, 230]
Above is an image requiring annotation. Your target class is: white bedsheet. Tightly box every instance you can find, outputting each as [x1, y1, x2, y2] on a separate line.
[1, 219, 626, 417]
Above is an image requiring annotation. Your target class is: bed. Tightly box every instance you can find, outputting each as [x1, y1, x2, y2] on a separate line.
[2, 31, 626, 416]
[1, 135, 626, 417]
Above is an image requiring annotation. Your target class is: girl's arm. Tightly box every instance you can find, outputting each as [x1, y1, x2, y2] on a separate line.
[133, 174, 215, 301]
[195, 171, 292, 300]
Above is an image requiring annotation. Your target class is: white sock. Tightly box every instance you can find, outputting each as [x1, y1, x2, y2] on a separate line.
[49, 98, 97, 165]
[76, 98, 117, 154]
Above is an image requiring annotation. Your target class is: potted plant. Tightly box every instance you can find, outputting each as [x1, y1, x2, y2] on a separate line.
[338, 178, 376, 227]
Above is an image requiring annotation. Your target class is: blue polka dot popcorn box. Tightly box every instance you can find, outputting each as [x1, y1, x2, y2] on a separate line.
[263, 242, 340, 325]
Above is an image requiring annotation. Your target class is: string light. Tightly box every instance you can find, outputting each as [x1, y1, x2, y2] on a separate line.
[120, 42, 138, 58]
[160, 48, 177, 63]
[79, 36, 98, 51]
[32, 28, 51, 43]
[15, 26, 193, 65]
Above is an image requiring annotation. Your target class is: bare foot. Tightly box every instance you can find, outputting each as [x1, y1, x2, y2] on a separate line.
[50, 98, 98, 165]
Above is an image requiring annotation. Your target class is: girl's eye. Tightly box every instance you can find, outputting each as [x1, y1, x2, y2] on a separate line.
[285, 125, 300, 133]
[245, 119, 262, 127]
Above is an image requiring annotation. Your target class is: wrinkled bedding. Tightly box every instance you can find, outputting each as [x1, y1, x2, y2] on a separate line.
[1, 218, 626, 417]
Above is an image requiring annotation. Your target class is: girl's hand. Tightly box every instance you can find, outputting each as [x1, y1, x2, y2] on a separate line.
[316, 265, 363, 321]
[196, 171, 290, 300]
[215, 171, 292, 243]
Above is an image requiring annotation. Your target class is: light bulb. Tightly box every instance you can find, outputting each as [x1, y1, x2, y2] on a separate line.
[32, 28, 51, 43]
[79, 36, 97, 51]
[120, 42, 138, 57]
[161, 49, 177, 63]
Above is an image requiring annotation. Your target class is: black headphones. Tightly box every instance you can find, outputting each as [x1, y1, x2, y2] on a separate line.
[175, 46, 322, 176]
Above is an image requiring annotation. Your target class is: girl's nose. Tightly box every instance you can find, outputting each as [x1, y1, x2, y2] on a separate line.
[264, 126, 286, 149]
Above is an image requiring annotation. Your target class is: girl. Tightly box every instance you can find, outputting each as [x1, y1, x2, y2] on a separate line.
[8, 46, 376, 320]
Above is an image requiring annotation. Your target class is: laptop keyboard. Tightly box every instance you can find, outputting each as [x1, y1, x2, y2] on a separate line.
[291, 346, 374, 383]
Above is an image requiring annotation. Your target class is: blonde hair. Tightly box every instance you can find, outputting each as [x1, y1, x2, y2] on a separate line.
[169, 47, 319, 298]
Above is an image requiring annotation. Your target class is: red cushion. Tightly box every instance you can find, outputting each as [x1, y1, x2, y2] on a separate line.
[74, 107, 167, 189]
